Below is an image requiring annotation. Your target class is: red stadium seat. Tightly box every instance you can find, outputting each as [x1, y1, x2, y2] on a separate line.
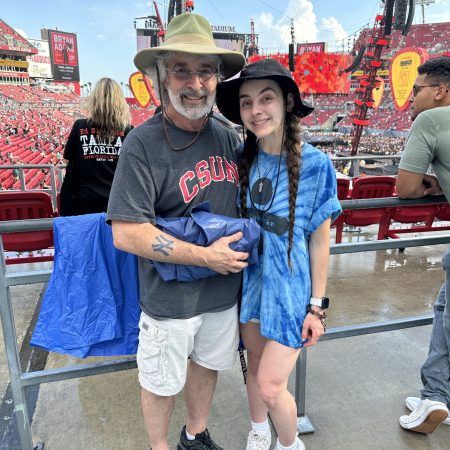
[0, 192, 55, 264]
[332, 177, 350, 243]
[387, 203, 438, 239]
[340, 176, 396, 241]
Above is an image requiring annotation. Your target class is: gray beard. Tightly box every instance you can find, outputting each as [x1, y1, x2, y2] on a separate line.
[167, 87, 215, 120]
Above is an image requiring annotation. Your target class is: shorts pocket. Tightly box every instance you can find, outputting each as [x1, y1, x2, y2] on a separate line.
[137, 318, 169, 386]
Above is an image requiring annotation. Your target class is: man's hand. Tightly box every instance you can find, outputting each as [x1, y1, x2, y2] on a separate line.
[422, 173, 442, 196]
[203, 232, 249, 275]
[301, 310, 325, 347]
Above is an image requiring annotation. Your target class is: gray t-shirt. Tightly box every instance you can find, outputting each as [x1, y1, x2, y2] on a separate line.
[399, 105, 450, 202]
[107, 114, 242, 319]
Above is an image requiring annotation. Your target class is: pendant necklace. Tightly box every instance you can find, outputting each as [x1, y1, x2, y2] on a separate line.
[249, 132, 285, 218]
[249, 147, 282, 219]
[256, 152, 279, 193]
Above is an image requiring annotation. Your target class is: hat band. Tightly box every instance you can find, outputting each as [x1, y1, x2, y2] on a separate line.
[164, 33, 216, 47]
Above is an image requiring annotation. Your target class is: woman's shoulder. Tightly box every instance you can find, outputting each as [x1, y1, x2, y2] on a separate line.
[69, 118, 90, 133]
[301, 142, 329, 164]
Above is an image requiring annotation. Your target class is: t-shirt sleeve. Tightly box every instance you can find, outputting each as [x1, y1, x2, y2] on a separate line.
[107, 131, 158, 224]
[306, 156, 342, 235]
[63, 120, 80, 160]
[399, 113, 436, 174]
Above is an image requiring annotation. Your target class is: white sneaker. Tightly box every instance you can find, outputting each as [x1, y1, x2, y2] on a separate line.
[275, 437, 305, 450]
[405, 396, 450, 425]
[295, 437, 305, 450]
[399, 398, 449, 433]
[246, 429, 271, 450]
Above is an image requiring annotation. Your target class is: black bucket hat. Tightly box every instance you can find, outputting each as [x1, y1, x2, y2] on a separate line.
[216, 58, 314, 125]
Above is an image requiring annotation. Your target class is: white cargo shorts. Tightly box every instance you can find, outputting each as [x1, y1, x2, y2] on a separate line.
[137, 304, 239, 396]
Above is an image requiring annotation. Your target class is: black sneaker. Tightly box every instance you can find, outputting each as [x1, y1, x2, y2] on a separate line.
[177, 425, 224, 450]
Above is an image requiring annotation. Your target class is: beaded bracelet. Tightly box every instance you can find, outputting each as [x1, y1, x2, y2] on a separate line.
[307, 305, 327, 332]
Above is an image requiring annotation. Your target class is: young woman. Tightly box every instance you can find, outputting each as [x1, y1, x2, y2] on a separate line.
[60, 78, 133, 216]
[216, 59, 341, 450]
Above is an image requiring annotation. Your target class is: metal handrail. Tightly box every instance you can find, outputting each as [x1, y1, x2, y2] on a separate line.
[1, 195, 450, 447]
[0, 163, 66, 209]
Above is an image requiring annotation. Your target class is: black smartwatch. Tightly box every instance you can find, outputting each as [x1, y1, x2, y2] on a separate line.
[309, 296, 329, 309]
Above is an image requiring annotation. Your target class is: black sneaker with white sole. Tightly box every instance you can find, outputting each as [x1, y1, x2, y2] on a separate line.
[177, 425, 224, 450]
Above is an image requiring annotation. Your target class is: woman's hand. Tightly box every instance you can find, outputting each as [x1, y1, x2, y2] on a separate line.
[301, 310, 326, 347]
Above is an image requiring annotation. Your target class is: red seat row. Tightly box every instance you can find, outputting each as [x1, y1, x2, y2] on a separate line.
[333, 176, 450, 243]
[0, 191, 57, 264]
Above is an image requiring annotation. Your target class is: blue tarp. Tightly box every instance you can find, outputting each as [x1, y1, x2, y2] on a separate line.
[153, 202, 261, 282]
[31, 213, 140, 357]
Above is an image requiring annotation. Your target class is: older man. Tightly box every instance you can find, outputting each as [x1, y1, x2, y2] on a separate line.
[107, 13, 246, 450]
[396, 56, 450, 434]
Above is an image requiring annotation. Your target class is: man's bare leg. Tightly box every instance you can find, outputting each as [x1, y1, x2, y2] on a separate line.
[141, 387, 175, 450]
[184, 360, 218, 435]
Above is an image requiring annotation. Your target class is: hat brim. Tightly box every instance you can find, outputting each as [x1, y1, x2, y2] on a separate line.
[216, 74, 314, 125]
[134, 44, 246, 80]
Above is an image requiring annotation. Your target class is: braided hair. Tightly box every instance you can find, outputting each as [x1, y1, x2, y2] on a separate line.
[239, 102, 302, 269]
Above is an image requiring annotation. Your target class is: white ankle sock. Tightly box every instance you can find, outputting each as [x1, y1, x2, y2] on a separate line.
[185, 429, 196, 440]
[251, 419, 270, 434]
[276, 437, 299, 450]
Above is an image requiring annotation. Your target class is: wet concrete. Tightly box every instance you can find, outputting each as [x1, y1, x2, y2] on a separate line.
[1, 229, 450, 449]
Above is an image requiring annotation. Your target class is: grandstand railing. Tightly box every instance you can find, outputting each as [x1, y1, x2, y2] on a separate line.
[330, 154, 401, 177]
[1, 194, 449, 448]
[0, 164, 65, 209]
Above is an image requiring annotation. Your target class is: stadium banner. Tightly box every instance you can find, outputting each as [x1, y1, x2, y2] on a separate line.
[129, 71, 159, 108]
[48, 30, 80, 82]
[390, 47, 429, 111]
[136, 24, 246, 55]
[372, 77, 385, 109]
[249, 52, 351, 94]
[297, 42, 326, 55]
[0, 59, 28, 68]
[27, 38, 52, 78]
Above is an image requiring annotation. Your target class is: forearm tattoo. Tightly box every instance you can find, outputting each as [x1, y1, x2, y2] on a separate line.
[152, 234, 174, 256]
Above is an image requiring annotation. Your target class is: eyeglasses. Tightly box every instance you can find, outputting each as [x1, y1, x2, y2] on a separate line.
[412, 84, 440, 96]
[167, 68, 218, 82]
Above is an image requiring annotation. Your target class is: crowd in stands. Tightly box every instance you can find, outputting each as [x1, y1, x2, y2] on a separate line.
[0, 85, 154, 191]
[0, 107, 73, 190]
[0, 84, 79, 106]
[305, 131, 406, 156]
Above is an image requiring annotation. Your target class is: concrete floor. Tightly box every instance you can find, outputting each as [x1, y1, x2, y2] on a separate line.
[1, 229, 450, 449]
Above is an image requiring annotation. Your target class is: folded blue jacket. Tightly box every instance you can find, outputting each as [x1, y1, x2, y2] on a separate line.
[153, 202, 260, 282]
[31, 213, 140, 357]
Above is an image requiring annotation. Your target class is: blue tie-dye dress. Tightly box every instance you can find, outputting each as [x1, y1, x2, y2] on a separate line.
[240, 143, 341, 348]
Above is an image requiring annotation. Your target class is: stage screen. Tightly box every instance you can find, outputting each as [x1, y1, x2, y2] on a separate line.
[249, 52, 352, 94]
